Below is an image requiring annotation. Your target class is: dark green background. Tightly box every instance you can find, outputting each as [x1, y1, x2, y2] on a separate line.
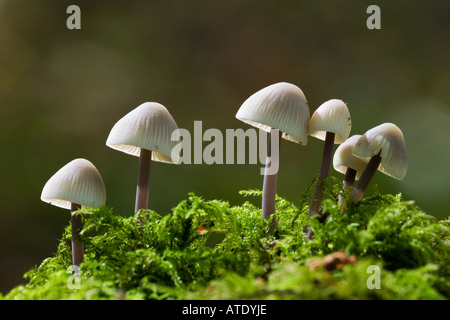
[1, 0, 449, 294]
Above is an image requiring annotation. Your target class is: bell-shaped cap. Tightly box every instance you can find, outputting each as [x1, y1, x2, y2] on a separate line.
[333, 135, 370, 180]
[235, 82, 310, 145]
[353, 123, 408, 180]
[309, 99, 351, 144]
[106, 102, 179, 163]
[41, 158, 106, 210]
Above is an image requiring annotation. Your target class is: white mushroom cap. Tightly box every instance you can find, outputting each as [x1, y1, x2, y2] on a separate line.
[41, 158, 106, 210]
[309, 99, 351, 144]
[333, 135, 370, 180]
[106, 102, 179, 163]
[235, 82, 310, 145]
[352, 123, 408, 180]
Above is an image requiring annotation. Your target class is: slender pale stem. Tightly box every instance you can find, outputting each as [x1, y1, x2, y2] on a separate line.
[338, 167, 357, 205]
[305, 132, 335, 240]
[71, 202, 83, 267]
[262, 130, 281, 235]
[351, 153, 382, 202]
[135, 148, 152, 213]
[308, 131, 335, 217]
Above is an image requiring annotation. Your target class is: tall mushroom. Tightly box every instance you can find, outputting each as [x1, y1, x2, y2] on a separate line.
[236, 82, 310, 234]
[106, 102, 179, 215]
[350, 123, 408, 203]
[333, 135, 370, 204]
[308, 99, 351, 218]
[40, 158, 106, 267]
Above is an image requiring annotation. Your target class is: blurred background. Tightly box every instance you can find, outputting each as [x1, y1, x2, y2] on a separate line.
[0, 0, 449, 294]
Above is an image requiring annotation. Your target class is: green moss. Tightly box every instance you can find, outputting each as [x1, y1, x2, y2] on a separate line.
[2, 183, 449, 300]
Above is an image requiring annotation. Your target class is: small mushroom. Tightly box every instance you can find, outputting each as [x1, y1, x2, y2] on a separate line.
[308, 99, 351, 217]
[106, 102, 179, 214]
[40, 158, 106, 267]
[350, 123, 408, 202]
[333, 134, 370, 204]
[236, 82, 310, 234]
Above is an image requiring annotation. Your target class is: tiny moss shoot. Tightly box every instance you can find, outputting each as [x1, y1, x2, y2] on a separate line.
[2, 181, 449, 300]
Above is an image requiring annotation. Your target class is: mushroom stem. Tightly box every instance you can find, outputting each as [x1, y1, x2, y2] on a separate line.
[262, 130, 281, 235]
[308, 131, 335, 217]
[70, 202, 83, 267]
[338, 167, 357, 204]
[351, 152, 382, 202]
[135, 148, 152, 213]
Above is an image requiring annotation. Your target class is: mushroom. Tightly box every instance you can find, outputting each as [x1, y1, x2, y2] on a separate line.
[308, 99, 351, 217]
[236, 82, 310, 234]
[106, 102, 179, 215]
[333, 134, 370, 204]
[350, 123, 408, 202]
[40, 158, 106, 267]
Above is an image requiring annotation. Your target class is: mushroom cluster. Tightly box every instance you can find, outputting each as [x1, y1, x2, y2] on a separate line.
[40, 82, 408, 268]
[236, 83, 407, 239]
[41, 102, 180, 266]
